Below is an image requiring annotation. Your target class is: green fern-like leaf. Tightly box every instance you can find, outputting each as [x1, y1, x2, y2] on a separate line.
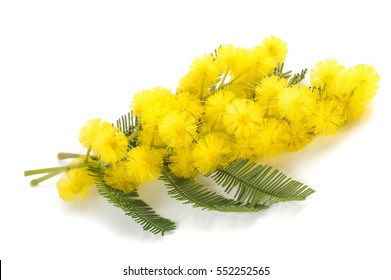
[273, 63, 292, 79]
[115, 112, 136, 136]
[91, 167, 176, 235]
[210, 159, 315, 206]
[161, 168, 268, 212]
[288, 68, 308, 86]
[115, 112, 138, 147]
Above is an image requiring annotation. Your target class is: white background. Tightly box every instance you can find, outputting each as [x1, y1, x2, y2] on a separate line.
[1, 0, 390, 279]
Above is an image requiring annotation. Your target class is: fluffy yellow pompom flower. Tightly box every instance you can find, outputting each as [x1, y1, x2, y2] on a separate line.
[283, 121, 313, 151]
[255, 75, 287, 116]
[256, 119, 288, 157]
[132, 87, 173, 115]
[310, 100, 344, 135]
[126, 146, 163, 184]
[310, 59, 345, 89]
[137, 127, 165, 147]
[169, 146, 198, 178]
[175, 91, 203, 119]
[212, 39, 287, 96]
[278, 85, 316, 122]
[159, 111, 197, 148]
[132, 87, 176, 127]
[231, 136, 260, 160]
[339, 92, 368, 122]
[192, 134, 233, 174]
[204, 90, 234, 129]
[250, 45, 276, 76]
[340, 64, 380, 99]
[261, 35, 288, 64]
[215, 44, 248, 75]
[79, 118, 102, 149]
[223, 98, 263, 138]
[56, 158, 95, 202]
[104, 162, 137, 193]
[177, 54, 220, 99]
[92, 122, 128, 163]
[336, 64, 379, 122]
[215, 45, 263, 97]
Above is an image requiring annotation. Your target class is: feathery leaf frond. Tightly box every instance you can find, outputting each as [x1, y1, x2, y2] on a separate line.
[288, 68, 308, 86]
[115, 112, 138, 147]
[161, 168, 268, 212]
[91, 167, 176, 235]
[273, 63, 292, 79]
[210, 159, 315, 206]
[116, 112, 137, 136]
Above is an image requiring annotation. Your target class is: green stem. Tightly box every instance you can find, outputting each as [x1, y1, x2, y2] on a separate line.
[153, 144, 169, 149]
[199, 74, 206, 100]
[24, 161, 101, 177]
[57, 152, 82, 160]
[84, 147, 91, 162]
[128, 127, 139, 141]
[30, 172, 61, 186]
[216, 66, 231, 91]
[218, 64, 255, 91]
[150, 126, 158, 147]
[199, 128, 226, 137]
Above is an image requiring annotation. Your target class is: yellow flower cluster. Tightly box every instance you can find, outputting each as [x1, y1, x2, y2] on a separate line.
[56, 157, 95, 201]
[55, 36, 379, 201]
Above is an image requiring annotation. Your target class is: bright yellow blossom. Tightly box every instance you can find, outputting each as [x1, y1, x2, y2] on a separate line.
[204, 90, 234, 129]
[215, 45, 263, 97]
[340, 64, 379, 99]
[215, 44, 249, 76]
[310, 59, 345, 89]
[169, 146, 198, 178]
[223, 98, 263, 138]
[132, 87, 173, 115]
[131, 87, 176, 128]
[104, 161, 137, 193]
[137, 127, 165, 147]
[56, 158, 95, 202]
[177, 75, 198, 96]
[231, 136, 260, 160]
[283, 121, 313, 151]
[255, 119, 288, 157]
[177, 54, 220, 99]
[261, 35, 288, 64]
[159, 111, 197, 148]
[278, 85, 316, 122]
[339, 92, 368, 122]
[255, 75, 287, 116]
[192, 134, 233, 174]
[249, 45, 276, 77]
[92, 122, 128, 163]
[175, 91, 203, 119]
[310, 100, 344, 135]
[245, 36, 288, 79]
[334, 64, 379, 122]
[126, 146, 163, 184]
[79, 118, 102, 149]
